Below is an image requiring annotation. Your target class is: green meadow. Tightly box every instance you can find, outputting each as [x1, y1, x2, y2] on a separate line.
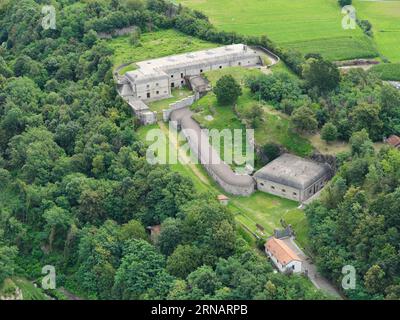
[370, 63, 400, 81]
[176, 0, 378, 60]
[354, 0, 400, 63]
[105, 29, 218, 71]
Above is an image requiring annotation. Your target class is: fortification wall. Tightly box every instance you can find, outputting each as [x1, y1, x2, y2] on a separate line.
[163, 95, 196, 121]
[174, 108, 255, 196]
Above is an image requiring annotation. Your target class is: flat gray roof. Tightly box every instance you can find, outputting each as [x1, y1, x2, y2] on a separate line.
[126, 44, 258, 84]
[254, 153, 328, 190]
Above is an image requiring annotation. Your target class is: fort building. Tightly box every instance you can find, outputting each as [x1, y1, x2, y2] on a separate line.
[120, 44, 262, 102]
[254, 154, 330, 202]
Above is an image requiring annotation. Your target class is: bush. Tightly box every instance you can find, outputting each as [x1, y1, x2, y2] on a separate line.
[291, 106, 318, 133]
[338, 0, 352, 7]
[262, 143, 281, 162]
[321, 122, 338, 143]
[214, 75, 242, 105]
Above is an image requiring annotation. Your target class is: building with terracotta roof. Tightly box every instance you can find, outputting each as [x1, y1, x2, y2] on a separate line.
[265, 237, 302, 273]
[386, 135, 400, 149]
[217, 194, 230, 206]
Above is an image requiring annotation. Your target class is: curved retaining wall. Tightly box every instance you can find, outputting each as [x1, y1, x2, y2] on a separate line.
[171, 108, 255, 196]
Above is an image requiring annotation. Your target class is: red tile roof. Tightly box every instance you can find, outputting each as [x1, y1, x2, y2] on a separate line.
[387, 135, 400, 148]
[217, 194, 229, 201]
[265, 237, 301, 266]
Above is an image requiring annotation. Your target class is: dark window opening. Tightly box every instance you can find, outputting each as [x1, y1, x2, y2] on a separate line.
[271, 186, 275, 189]
[181, 73, 184, 78]
[147, 93, 150, 98]
[171, 75, 174, 78]
[156, 91, 159, 94]
[238, 62, 241, 66]
[282, 189, 286, 193]
[171, 83, 175, 88]
[219, 66, 222, 69]
[181, 80, 184, 84]
[200, 69, 203, 73]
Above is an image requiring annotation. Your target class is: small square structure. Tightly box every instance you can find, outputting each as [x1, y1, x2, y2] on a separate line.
[254, 153, 329, 202]
[217, 194, 230, 206]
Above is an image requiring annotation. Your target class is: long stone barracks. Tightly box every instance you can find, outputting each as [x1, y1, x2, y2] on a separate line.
[121, 44, 262, 102]
[254, 154, 330, 202]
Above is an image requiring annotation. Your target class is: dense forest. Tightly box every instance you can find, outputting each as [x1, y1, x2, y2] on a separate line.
[0, 0, 327, 300]
[306, 136, 400, 299]
[246, 59, 400, 143]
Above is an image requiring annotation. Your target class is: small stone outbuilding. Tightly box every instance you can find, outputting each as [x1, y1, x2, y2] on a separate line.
[254, 153, 329, 202]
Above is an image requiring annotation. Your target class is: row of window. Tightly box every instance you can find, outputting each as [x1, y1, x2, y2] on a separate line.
[259, 182, 298, 196]
[169, 62, 249, 80]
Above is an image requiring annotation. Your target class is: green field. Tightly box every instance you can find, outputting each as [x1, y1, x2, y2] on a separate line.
[177, 0, 378, 61]
[230, 192, 309, 250]
[105, 29, 218, 71]
[354, 0, 400, 62]
[370, 63, 400, 81]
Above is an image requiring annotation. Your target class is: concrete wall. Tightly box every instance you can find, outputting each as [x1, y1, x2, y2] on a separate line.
[140, 112, 157, 125]
[256, 179, 301, 202]
[302, 176, 328, 201]
[129, 52, 261, 102]
[255, 174, 328, 202]
[176, 111, 255, 196]
[286, 260, 302, 274]
[163, 95, 196, 122]
[135, 76, 170, 102]
[266, 250, 302, 274]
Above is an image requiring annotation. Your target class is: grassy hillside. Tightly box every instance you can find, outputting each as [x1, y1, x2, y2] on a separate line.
[370, 63, 400, 81]
[176, 0, 377, 60]
[354, 0, 400, 62]
[192, 67, 313, 158]
[106, 29, 218, 72]
[0, 278, 49, 300]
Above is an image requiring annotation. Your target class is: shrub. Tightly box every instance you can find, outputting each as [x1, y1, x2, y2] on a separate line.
[214, 75, 242, 105]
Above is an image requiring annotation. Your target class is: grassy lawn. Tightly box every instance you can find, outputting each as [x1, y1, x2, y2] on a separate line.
[370, 63, 400, 81]
[229, 192, 309, 251]
[308, 133, 350, 155]
[105, 29, 218, 71]
[177, 0, 378, 61]
[354, 0, 400, 63]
